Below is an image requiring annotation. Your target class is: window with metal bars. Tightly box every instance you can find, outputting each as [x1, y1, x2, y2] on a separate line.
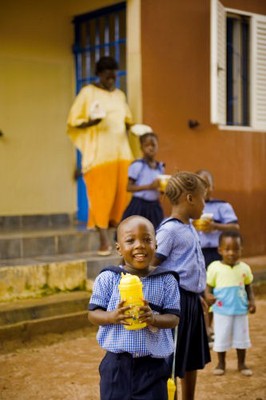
[210, 0, 266, 130]
[226, 14, 250, 126]
[72, 2, 127, 94]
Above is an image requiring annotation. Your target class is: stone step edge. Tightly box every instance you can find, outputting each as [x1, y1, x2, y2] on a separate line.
[0, 226, 103, 240]
[0, 213, 77, 230]
[0, 310, 92, 342]
[0, 251, 120, 268]
[0, 290, 90, 310]
[0, 228, 116, 260]
[0, 291, 90, 326]
[0, 256, 122, 302]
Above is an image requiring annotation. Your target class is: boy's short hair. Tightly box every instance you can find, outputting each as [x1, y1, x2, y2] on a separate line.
[219, 230, 243, 245]
[116, 215, 155, 242]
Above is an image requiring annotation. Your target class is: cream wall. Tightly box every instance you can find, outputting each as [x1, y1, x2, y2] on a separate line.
[0, 0, 127, 216]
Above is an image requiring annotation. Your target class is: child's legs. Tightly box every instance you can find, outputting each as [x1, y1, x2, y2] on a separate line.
[133, 356, 170, 400]
[231, 315, 251, 370]
[213, 313, 233, 352]
[208, 311, 214, 333]
[216, 352, 226, 370]
[99, 352, 132, 400]
[180, 370, 197, 400]
[236, 349, 247, 370]
[231, 314, 251, 350]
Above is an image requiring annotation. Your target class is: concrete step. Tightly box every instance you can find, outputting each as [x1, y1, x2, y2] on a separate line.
[0, 213, 121, 300]
[0, 291, 89, 326]
[0, 250, 121, 302]
[0, 291, 91, 342]
[0, 213, 75, 230]
[0, 226, 116, 260]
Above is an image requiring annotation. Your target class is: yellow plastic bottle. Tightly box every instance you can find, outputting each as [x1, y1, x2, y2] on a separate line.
[118, 273, 146, 330]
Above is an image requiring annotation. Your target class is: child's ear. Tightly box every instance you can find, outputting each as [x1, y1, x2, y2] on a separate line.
[116, 242, 122, 256]
[187, 193, 193, 204]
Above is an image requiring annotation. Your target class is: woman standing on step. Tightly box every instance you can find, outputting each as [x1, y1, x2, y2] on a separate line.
[67, 56, 134, 255]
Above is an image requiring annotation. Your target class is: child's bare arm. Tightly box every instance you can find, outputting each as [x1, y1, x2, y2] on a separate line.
[202, 220, 240, 233]
[245, 284, 256, 314]
[127, 178, 160, 193]
[138, 300, 179, 329]
[205, 284, 216, 306]
[88, 301, 131, 326]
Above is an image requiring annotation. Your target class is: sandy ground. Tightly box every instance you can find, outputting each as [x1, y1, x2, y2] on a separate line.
[0, 297, 265, 400]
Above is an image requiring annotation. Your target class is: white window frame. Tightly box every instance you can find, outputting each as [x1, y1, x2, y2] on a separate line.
[210, 0, 266, 132]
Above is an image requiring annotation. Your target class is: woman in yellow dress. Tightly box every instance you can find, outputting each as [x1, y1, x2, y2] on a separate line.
[67, 56, 133, 255]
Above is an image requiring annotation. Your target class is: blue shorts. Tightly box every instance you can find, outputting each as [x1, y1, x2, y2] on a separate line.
[99, 351, 171, 400]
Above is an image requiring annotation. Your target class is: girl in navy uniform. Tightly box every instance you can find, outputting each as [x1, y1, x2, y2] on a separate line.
[89, 215, 180, 400]
[153, 171, 211, 400]
[121, 132, 165, 230]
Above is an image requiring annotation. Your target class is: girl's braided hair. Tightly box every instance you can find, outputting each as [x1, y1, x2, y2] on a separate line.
[165, 171, 208, 205]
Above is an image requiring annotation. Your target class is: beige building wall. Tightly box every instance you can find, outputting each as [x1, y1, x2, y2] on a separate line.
[0, 0, 129, 216]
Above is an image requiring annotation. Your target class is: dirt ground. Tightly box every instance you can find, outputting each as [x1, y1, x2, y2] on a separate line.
[0, 297, 265, 400]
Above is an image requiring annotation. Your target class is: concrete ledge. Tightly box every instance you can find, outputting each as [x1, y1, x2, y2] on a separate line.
[0, 291, 90, 326]
[0, 261, 87, 301]
[0, 310, 91, 343]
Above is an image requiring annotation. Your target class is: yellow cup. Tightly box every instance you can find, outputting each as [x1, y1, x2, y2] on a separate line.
[158, 174, 171, 192]
[118, 273, 146, 330]
[192, 213, 213, 231]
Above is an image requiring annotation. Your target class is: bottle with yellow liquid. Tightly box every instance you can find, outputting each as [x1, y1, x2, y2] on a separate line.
[118, 273, 146, 330]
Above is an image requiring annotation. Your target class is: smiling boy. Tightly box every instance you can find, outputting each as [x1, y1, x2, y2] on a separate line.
[88, 215, 180, 400]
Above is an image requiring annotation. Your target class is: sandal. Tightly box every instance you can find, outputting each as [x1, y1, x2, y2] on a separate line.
[213, 368, 225, 376]
[240, 368, 252, 376]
